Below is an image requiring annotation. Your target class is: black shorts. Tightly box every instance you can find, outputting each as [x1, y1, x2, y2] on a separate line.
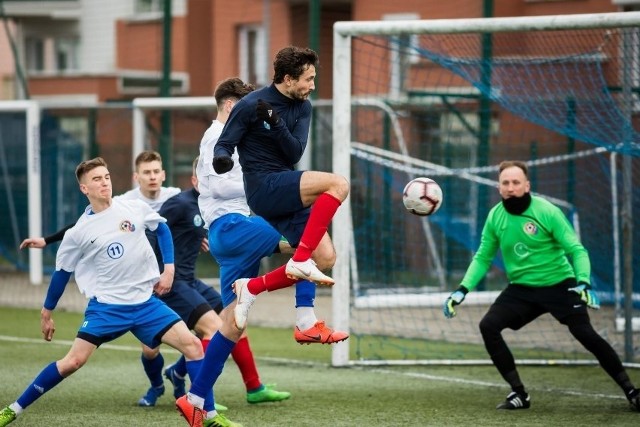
[160, 279, 222, 330]
[490, 278, 589, 329]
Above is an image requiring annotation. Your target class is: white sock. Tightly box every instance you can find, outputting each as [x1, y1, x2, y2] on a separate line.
[9, 402, 23, 415]
[206, 410, 218, 420]
[296, 307, 317, 331]
[187, 392, 205, 409]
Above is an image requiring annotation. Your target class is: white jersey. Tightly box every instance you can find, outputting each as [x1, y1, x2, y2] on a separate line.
[197, 119, 250, 228]
[56, 198, 166, 305]
[116, 186, 181, 212]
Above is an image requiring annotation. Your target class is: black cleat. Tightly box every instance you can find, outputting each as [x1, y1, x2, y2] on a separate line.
[496, 391, 530, 410]
[627, 388, 640, 412]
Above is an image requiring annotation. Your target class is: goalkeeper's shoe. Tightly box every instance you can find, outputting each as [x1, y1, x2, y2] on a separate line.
[176, 395, 205, 427]
[285, 258, 335, 287]
[165, 363, 187, 399]
[294, 321, 349, 345]
[204, 413, 243, 427]
[232, 279, 256, 330]
[137, 385, 165, 407]
[0, 407, 16, 427]
[247, 384, 291, 404]
[627, 388, 640, 412]
[496, 391, 530, 410]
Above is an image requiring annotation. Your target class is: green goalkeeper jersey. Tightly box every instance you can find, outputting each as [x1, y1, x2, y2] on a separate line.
[460, 195, 590, 291]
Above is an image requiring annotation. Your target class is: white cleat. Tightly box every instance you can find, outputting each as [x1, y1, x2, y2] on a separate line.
[233, 278, 256, 330]
[285, 258, 335, 286]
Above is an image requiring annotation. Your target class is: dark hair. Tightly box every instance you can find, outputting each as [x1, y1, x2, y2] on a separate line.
[135, 150, 162, 170]
[75, 157, 108, 183]
[498, 160, 528, 178]
[214, 77, 255, 108]
[272, 46, 319, 84]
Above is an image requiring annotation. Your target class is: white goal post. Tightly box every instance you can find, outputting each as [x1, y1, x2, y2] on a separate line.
[331, 12, 640, 367]
[0, 101, 42, 285]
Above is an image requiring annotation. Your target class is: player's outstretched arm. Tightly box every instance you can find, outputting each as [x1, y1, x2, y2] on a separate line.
[19, 223, 75, 249]
[20, 237, 46, 250]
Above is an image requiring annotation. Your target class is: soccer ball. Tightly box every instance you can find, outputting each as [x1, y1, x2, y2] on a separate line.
[402, 177, 443, 216]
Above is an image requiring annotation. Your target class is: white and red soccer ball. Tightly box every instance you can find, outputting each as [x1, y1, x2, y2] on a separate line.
[402, 177, 443, 216]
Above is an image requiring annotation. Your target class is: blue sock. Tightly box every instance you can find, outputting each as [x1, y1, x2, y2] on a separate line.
[295, 280, 316, 307]
[189, 332, 235, 399]
[174, 355, 187, 378]
[185, 358, 214, 411]
[141, 352, 165, 388]
[17, 362, 64, 409]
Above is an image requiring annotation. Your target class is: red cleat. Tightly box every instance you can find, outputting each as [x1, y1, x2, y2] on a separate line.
[176, 395, 205, 427]
[294, 321, 349, 344]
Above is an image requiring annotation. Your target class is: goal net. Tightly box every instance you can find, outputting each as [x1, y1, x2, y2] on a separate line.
[331, 12, 640, 366]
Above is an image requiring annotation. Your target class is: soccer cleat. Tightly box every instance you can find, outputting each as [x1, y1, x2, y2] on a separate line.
[204, 413, 243, 427]
[214, 402, 228, 412]
[247, 384, 291, 404]
[496, 391, 531, 410]
[137, 385, 165, 407]
[294, 321, 349, 345]
[0, 407, 16, 427]
[627, 388, 640, 412]
[176, 395, 205, 427]
[285, 258, 335, 286]
[165, 364, 187, 399]
[232, 279, 256, 330]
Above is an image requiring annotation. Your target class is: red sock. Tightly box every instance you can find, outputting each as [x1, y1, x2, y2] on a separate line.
[247, 265, 296, 294]
[200, 338, 211, 352]
[231, 337, 261, 391]
[292, 193, 341, 261]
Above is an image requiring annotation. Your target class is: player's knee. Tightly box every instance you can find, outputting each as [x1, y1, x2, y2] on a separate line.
[58, 355, 87, 375]
[141, 345, 159, 359]
[332, 175, 350, 201]
[182, 335, 204, 360]
[479, 312, 503, 338]
[313, 248, 336, 270]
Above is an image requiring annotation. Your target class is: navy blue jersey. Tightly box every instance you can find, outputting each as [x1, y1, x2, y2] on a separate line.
[158, 188, 206, 281]
[214, 84, 312, 199]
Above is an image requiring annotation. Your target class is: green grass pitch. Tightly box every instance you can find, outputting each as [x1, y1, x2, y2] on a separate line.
[0, 307, 638, 426]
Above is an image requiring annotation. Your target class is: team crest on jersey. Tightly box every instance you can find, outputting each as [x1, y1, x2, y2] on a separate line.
[193, 214, 203, 227]
[523, 221, 537, 235]
[120, 220, 136, 232]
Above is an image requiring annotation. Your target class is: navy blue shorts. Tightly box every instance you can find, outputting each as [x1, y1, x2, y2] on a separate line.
[245, 170, 309, 247]
[160, 279, 222, 330]
[77, 297, 181, 349]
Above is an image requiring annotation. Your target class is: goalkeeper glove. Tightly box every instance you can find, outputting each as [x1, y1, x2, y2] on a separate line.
[568, 282, 600, 310]
[256, 99, 280, 127]
[212, 155, 234, 174]
[443, 286, 468, 319]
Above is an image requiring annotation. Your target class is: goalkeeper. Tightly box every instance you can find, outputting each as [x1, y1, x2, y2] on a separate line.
[443, 160, 639, 412]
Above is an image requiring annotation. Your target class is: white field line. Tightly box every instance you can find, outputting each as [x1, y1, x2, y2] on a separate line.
[0, 335, 626, 401]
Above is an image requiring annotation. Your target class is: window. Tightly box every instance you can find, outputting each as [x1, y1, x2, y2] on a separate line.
[135, 0, 163, 13]
[55, 38, 79, 71]
[238, 24, 267, 86]
[25, 37, 45, 72]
